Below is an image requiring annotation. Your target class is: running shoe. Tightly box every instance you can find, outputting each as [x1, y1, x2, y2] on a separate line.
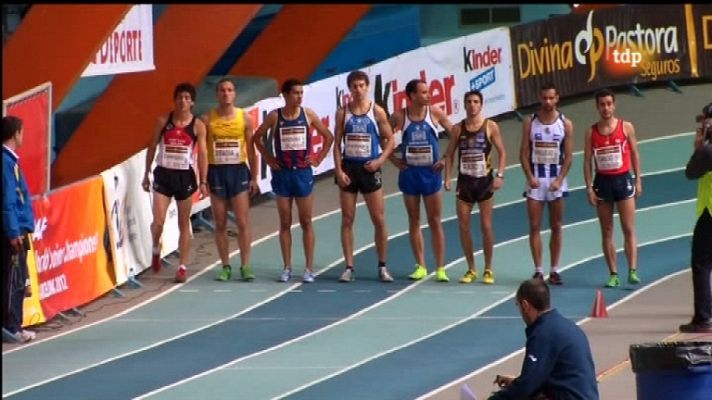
[532, 271, 544, 281]
[379, 267, 394, 283]
[605, 274, 620, 288]
[175, 267, 187, 283]
[216, 265, 232, 282]
[240, 265, 255, 281]
[459, 270, 477, 284]
[482, 269, 495, 285]
[151, 253, 161, 274]
[279, 268, 292, 282]
[548, 271, 563, 285]
[339, 268, 354, 282]
[302, 270, 316, 283]
[628, 269, 641, 284]
[436, 267, 450, 282]
[408, 264, 428, 280]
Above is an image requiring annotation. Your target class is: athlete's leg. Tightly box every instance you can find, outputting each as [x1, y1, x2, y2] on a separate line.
[526, 198, 545, 270]
[339, 189, 358, 267]
[548, 197, 565, 269]
[596, 201, 617, 274]
[209, 194, 231, 266]
[424, 191, 445, 268]
[276, 196, 294, 269]
[478, 197, 495, 269]
[363, 188, 387, 264]
[230, 191, 252, 267]
[150, 192, 171, 252]
[617, 197, 638, 270]
[456, 199, 476, 271]
[295, 194, 315, 271]
[176, 196, 194, 266]
[403, 194, 425, 267]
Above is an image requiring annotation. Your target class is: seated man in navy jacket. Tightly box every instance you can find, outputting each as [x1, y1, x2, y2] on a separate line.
[489, 279, 599, 400]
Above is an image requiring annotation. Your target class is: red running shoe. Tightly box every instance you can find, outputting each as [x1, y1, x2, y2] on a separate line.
[151, 254, 161, 273]
[175, 267, 187, 283]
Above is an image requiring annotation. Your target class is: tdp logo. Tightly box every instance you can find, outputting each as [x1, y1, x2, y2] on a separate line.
[33, 217, 48, 241]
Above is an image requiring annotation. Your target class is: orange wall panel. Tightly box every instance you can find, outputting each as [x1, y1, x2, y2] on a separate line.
[2, 5, 131, 109]
[52, 5, 261, 188]
[231, 4, 371, 84]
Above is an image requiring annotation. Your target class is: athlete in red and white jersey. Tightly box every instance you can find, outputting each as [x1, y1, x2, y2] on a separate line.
[583, 88, 642, 288]
[143, 82, 208, 283]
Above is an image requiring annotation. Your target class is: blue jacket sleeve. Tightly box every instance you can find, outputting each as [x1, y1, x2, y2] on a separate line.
[489, 331, 557, 399]
[2, 157, 21, 238]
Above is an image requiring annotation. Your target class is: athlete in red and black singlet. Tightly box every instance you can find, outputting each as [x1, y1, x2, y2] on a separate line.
[590, 118, 631, 175]
[156, 112, 197, 170]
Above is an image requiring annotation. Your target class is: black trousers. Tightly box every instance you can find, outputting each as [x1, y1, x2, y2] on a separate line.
[691, 209, 712, 323]
[2, 235, 28, 334]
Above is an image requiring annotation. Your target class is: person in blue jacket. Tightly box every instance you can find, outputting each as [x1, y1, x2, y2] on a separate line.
[2, 115, 36, 343]
[489, 279, 599, 400]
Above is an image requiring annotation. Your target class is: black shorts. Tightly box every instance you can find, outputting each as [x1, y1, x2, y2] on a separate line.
[593, 172, 635, 202]
[152, 166, 197, 201]
[335, 160, 382, 194]
[456, 174, 494, 204]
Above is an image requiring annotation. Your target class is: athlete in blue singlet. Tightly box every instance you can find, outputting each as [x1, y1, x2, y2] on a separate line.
[389, 79, 454, 282]
[253, 79, 334, 284]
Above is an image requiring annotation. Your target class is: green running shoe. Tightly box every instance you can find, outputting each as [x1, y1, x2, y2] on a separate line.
[436, 267, 449, 282]
[628, 269, 640, 284]
[605, 274, 620, 288]
[408, 264, 428, 280]
[240, 265, 255, 281]
[216, 265, 232, 282]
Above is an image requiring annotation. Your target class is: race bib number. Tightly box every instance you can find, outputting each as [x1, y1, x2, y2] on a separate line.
[460, 153, 486, 177]
[214, 140, 241, 164]
[344, 133, 371, 158]
[594, 145, 623, 171]
[280, 126, 307, 151]
[406, 145, 433, 166]
[161, 145, 191, 170]
[532, 141, 560, 165]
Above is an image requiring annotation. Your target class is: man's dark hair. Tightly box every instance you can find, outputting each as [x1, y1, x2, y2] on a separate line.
[405, 79, 427, 97]
[595, 88, 616, 103]
[2, 115, 22, 142]
[174, 82, 196, 102]
[347, 70, 369, 87]
[216, 77, 236, 92]
[540, 82, 557, 94]
[464, 90, 484, 103]
[281, 78, 304, 95]
[516, 278, 551, 311]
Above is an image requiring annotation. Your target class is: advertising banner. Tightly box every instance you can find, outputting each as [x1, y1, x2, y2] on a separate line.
[30, 177, 115, 321]
[102, 148, 181, 284]
[2, 82, 52, 195]
[81, 4, 155, 77]
[511, 5, 692, 107]
[689, 4, 712, 78]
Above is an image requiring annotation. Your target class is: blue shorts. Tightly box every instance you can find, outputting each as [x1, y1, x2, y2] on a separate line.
[207, 163, 251, 199]
[271, 168, 314, 198]
[593, 172, 635, 202]
[398, 166, 442, 196]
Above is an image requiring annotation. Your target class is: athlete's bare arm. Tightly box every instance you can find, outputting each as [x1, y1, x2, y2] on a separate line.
[253, 110, 280, 170]
[194, 118, 209, 197]
[431, 105, 454, 172]
[305, 107, 334, 167]
[583, 126, 596, 206]
[368, 104, 396, 173]
[443, 122, 462, 191]
[551, 117, 574, 192]
[388, 109, 406, 170]
[142, 116, 168, 192]
[624, 120, 643, 197]
[519, 116, 537, 188]
[243, 111, 259, 196]
[333, 107, 348, 186]
[489, 120, 507, 191]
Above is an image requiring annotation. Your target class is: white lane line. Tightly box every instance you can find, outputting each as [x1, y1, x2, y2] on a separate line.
[417, 268, 691, 399]
[275, 233, 692, 400]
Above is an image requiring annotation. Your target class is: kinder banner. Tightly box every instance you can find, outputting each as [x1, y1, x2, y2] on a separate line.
[2, 82, 52, 195]
[31, 177, 115, 321]
[81, 4, 155, 77]
[510, 5, 692, 107]
[102, 148, 181, 284]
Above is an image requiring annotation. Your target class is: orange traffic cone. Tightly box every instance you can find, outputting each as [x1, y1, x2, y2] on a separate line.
[591, 288, 608, 318]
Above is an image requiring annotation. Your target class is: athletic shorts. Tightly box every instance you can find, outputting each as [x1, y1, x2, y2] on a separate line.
[456, 174, 494, 204]
[336, 160, 383, 194]
[398, 166, 442, 197]
[593, 172, 635, 202]
[523, 176, 568, 202]
[207, 163, 251, 199]
[271, 167, 314, 198]
[152, 165, 197, 201]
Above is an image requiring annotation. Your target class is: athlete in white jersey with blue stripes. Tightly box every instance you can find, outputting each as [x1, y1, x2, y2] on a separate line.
[519, 83, 574, 285]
